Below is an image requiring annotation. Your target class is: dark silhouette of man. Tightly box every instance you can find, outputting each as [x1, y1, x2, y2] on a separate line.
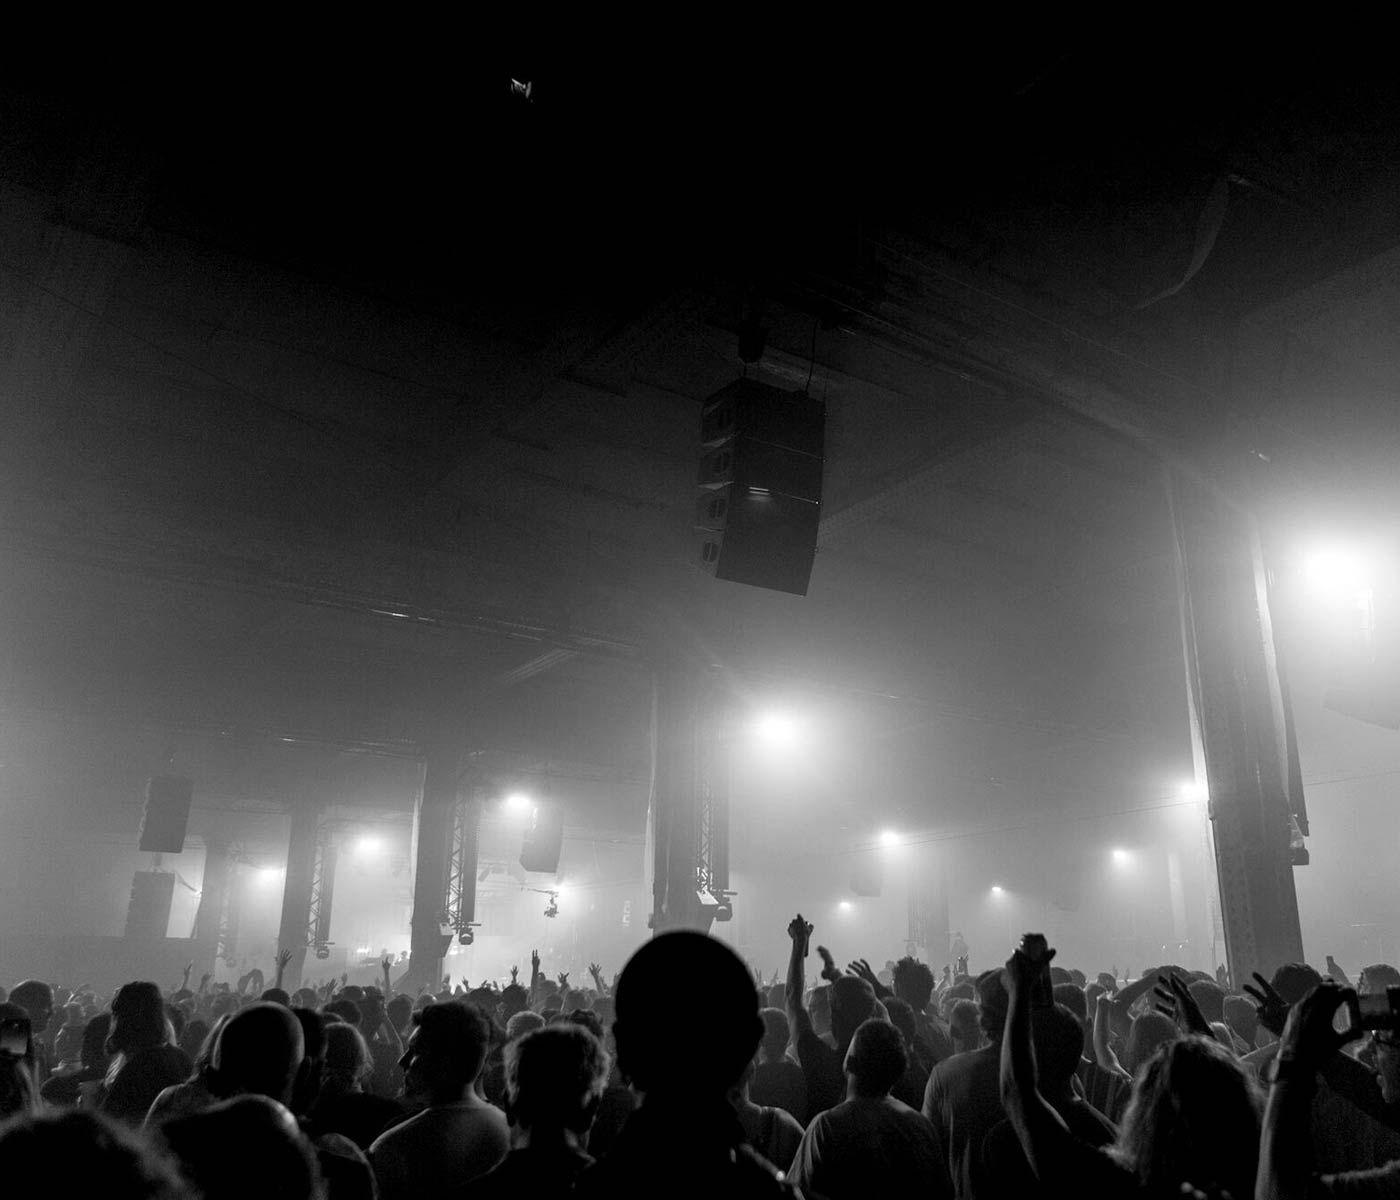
[578, 930, 801, 1198]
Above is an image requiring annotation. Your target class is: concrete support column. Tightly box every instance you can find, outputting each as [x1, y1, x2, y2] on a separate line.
[1169, 468, 1305, 986]
[276, 804, 322, 993]
[405, 746, 459, 992]
[649, 665, 711, 934]
[192, 840, 231, 977]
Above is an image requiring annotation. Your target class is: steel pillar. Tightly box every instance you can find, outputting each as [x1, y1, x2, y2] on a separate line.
[192, 840, 231, 976]
[405, 746, 459, 991]
[445, 787, 483, 946]
[649, 666, 731, 934]
[1168, 467, 1305, 986]
[276, 804, 321, 992]
[307, 824, 339, 958]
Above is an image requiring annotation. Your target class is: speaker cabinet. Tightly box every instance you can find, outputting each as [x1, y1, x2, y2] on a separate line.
[520, 804, 564, 874]
[697, 379, 824, 596]
[139, 776, 193, 853]
[125, 870, 175, 938]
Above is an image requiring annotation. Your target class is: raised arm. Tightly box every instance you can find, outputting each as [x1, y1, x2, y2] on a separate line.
[588, 963, 607, 996]
[786, 913, 813, 1035]
[847, 958, 893, 1001]
[1092, 994, 1131, 1081]
[274, 949, 292, 992]
[1256, 984, 1358, 1200]
[999, 938, 1079, 1184]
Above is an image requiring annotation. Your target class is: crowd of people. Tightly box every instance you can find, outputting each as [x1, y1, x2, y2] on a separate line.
[3, 919, 1400, 1198]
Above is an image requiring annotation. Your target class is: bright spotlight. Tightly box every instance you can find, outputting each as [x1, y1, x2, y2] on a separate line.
[258, 866, 283, 882]
[1179, 781, 1207, 804]
[878, 829, 900, 847]
[1301, 544, 1372, 594]
[504, 792, 532, 813]
[990, 885, 1004, 896]
[1111, 848, 1131, 866]
[753, 711, 800, 745]
[354, 835, 382, 856]
[838, 900, 853, 913]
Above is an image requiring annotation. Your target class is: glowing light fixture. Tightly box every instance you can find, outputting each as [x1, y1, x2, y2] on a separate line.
[259, 866, 283, 882]
[838, 900, 853, 913]
[1111, 848, 1130, 866]
[990, 885, 1004, 896]
[753, 711, 800, 745]
[505, 792, 532, 813]
[354, 835, 382, 856]
[878, 829, 900, 847]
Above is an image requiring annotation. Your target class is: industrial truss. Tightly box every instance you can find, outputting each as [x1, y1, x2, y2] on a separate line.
[443, 789, 482, 944]
[306, 823, 338, 954]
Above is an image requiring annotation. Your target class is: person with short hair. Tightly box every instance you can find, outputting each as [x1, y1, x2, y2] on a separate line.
[8, 981, 54, 1084]
[161, 1094, 323, 1200]
[368, 1002, 508, 1199]
[750, 1007, 807, 1125]
[789, 1018, 950, 1198]
[470, 1024, 610, 1197]
[577, 931, 797, 1199]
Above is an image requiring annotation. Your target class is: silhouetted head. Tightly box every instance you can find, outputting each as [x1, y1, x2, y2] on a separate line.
[322, 999, 360, 1028]
[975, 969, 1009, 1041]
[1052, 982, 1087, 1025]
[506, 1010, 545, 1041]
[613, 932, 761, 1100]
[505, 1024, 609, 1133]
[81, 1013, 113, 1073]
[161, 1095, 321, 1200]
[948, 999, 981, 1053]
[1360, 964, 1400, 996]
[400, 1001, 492, 1106]
[8, 982, 53, 1035]
[0, 1109, 187, 1198]
[1270, 963, 1323, 1005]
[1032, 1003, 1086, 1098]
[844, 1019, 905, 1096]
[499, 984, 529, 1019]
[1123, 1012, 1178, 1075]
[1222, 995, 1257, 1046]
[892, 957, 935, 1011]
[108, 983, 169, 1056]
[209, 1003, 305, 1106]
[829, 975, 877, 1048]
[1114, 1035, 1261, 1200]
[883, 997, 917, 1047]
[758, 1008, 790, 1061]
[322, 1023, 370, 1086]
[1187, 980, 1225, 1024]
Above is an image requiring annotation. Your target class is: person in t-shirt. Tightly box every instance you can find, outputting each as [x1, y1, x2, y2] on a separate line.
[750, 1007, 807, 1125]
[975, 1000, 1116, 1194]
[785, 914, 879, 1119]
[368, 1002, 509, 1199]
[731, 1058, 805, 1173]
[789, 1018, 950, 1199]
[921, 968, 1008, 1200]
[469, 1023, 610, 1198]
[99, 982, 192, 1125]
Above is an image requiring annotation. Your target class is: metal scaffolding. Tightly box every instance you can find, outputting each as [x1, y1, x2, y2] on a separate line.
[443, 787, 482, 945]
[306, 824, 338, 956]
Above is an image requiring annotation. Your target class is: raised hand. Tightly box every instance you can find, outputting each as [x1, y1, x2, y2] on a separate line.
[341, 972, 349, 985]
[182, 961, 194, 984]
[1279, 982, 1361, 1069]
[531, 949, 541, 972]
[816, 945, 841, 983]
[381, 956, 393, 977]
[1243, 971, 1292, 1037]
[1154, 972, 1213, 1037]
[787, 913, 813, 955]
[847, 958, 879, 986]
[557, 971, 570, 989]
[510, 966, 519, 984]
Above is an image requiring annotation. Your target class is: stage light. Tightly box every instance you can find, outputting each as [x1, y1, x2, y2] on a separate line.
[1302, 544, 1372, 592]
[878, 829, 900, 847]
[838, 900, 853, 913]
[504, 792, 532, 813]
[990, 885, 1004, 896]
[1111, 848, 1131, 866]
[753, 711, 800, 746]
[354, 835, 382, 857]
[258, 866, 283, 882]
[1179, 781, 1207, 804]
